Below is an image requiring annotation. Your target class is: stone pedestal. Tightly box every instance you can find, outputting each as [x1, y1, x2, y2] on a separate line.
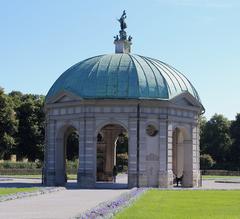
[114, 39, 132, 53]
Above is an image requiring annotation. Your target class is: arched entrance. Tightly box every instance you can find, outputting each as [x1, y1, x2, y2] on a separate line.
[172, 127, 192, 187]
[96, 124, 128, 188]
[55, 125, 79, 186]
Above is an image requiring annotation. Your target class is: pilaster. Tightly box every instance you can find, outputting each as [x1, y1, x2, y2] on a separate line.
[45, 119, 56, 186]
[158, 119, 173, 187]
[77, 116, 96, 188]
[128, 117, 138, 188]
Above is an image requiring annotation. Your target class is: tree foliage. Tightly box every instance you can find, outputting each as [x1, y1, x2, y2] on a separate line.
[0, 88, 17, 159]
[17, 95, 44, 161]
[200, 114, 232, 168]
[2, 90, 45, 161]
[66, 132, 79, 161]
[200, 154, 215, 170]
[230, 114, 240, 169]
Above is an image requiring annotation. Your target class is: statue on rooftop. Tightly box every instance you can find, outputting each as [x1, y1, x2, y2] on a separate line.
[118, 10, 127, 30]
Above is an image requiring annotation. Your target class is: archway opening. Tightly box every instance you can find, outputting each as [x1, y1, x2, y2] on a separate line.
[172, 128, 185, 187]
[96, 124, 128, 188]
[65, 129, 79, 183]
[172, 127, 192, 187]
[55, 126, 79, 186]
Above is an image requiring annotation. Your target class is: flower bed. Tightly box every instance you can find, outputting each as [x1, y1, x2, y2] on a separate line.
[75, 187, 148, 219]
[0, 187, 64, 202]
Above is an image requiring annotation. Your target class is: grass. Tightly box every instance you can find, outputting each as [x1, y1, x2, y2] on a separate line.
[115, 190, 240, 219]
[0, 188, 38, 196]
[0, 174, 78, 180]
[1, 175, 41, 179]
[202, 175, 240, 179]
[67, 174, 77, 180]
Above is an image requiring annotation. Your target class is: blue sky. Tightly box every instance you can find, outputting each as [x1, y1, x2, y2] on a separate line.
[1, 0, 239, 120]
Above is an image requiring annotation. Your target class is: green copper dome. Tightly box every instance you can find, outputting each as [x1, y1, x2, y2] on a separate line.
[46, 54, 200, 102]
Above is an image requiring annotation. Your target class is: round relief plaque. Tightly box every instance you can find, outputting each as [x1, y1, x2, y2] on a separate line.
[146, 124, 158, 136]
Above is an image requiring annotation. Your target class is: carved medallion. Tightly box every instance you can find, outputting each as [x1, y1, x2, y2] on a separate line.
[146, 124, 158, 136]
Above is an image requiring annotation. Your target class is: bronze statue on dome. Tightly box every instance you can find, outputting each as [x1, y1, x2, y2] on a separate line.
[118, 10, 127, 30]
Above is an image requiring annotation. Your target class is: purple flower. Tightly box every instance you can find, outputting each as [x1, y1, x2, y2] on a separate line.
[76, 188, 148, 219]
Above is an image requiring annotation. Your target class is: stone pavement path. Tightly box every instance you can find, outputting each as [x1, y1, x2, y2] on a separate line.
[0, 175, 129, 219]
[202, 178, 240, 190]
[0, 188, 129, 219]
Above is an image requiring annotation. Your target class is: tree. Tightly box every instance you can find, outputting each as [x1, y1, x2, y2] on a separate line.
[66, 132, 79, 161]
[15, 94, 45, 161]
[8, 91, 23, 109]
[116, 133, 128, 154]
[0, 88, 17, 159]
[230, 113, 240, 169]
[200, 114, 232, 168]
[200, 154, 215, 170]
[199, 116, 207, 153]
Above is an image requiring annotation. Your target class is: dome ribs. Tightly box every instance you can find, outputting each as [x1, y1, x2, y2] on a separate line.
[131, 54, 150, 98]
[140, 55, 169, 99]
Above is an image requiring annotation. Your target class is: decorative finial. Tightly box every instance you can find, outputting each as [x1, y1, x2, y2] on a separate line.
[114, 10, 132, 54]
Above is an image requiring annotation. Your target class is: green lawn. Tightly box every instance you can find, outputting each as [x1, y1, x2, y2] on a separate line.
[0, 188, 38, 196]
[115, 190, 240, 219]
[1, 175, 41, 179]
[69, 174, 79, 180]
[0, 174, 78, 180]
[202, 175, 240, 179]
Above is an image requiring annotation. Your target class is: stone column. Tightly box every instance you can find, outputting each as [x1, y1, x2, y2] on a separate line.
[128, 117, 138, 188]
[181, 123, 200, 187]
[158, 119, 173, 187]
[45, 119, 56, 186]
[182, 138, 193, 187]
[139, 117, 147, 187]
[192, 124, 200, 187]
[77, 116, 96, 188]
[102, 128, 120, 180]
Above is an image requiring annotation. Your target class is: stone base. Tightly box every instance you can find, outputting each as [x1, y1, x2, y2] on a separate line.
[158, 170, 173, 188]
[139, 172, 148, 187]
[182, 170, 201, 187]
[44, 170, 56, 186]
[193, 170, 201, 187]
[77, 172, 95, 188]
[128, 172, 137, 188]
[45, 180, 56, 187]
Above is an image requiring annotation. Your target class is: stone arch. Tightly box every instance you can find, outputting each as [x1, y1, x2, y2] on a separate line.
[55, 123, 79, 186]
[172, 125, 192, 187]
[95, 119, 128, 137]
[95, 121, 128, 186]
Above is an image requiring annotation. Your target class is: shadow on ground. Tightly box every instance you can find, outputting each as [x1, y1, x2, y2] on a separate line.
[64, 180, 128, 190]
[0, 174, 129, 189]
